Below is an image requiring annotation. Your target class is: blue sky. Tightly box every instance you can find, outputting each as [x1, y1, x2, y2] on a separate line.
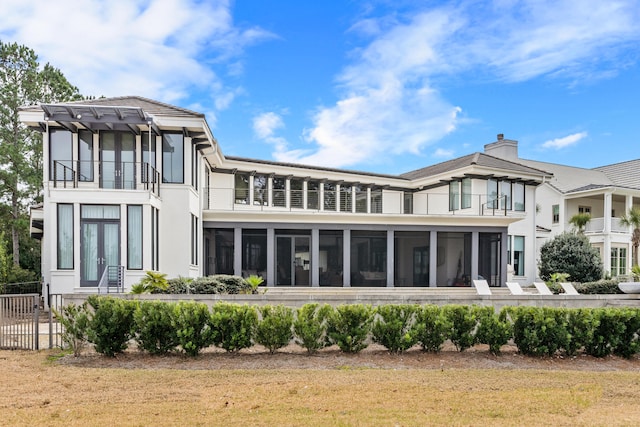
[2, 0, 640, 175]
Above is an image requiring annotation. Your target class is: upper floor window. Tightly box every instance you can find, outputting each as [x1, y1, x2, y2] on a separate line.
[162, 133, 184, 183]
[461, 178, 471, 209]
[191, 144, 198, 190]
[552, 204, 560, 223]
[579, 206, 591, 215]
[487, 179, 498, 209]
[324, 183, 336, 211]
[234, 173, 250, 204]
[253, 174, 268, 206]
[290, 179, 304, 209]
[78, 130, 93, 182]
[449, 181, 459, 211]
[340, 184, 352, 212]
[355, 185, 367, 213]
[403, 192, 413, 214]
[141, 131, 157, 183]
[49, 129, 73, 181]
[272, 176, 286, 207]
[501, 181, 512, 210]
[513, 182, 525, 211]
[307, 181, 319, 210]
[371, 188, 383, 213]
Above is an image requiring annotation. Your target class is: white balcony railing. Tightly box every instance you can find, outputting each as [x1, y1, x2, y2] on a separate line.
[581, 217, 631, 234]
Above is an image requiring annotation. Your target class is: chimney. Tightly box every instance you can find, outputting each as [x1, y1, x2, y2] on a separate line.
[484, 134, 518, 160]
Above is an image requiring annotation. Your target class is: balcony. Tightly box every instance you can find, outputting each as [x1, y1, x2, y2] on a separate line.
[51, 160, 160, 196]
[581, 217, 630, 234]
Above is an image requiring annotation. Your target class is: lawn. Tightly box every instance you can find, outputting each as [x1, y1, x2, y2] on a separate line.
[2, 348, 640, 426]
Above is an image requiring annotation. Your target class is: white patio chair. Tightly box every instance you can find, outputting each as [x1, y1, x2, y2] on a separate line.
[472, 279, 492, 296]
[560, 282, 579, 295]
[505, 282, 525, 295]
[533, 282, 553, 295]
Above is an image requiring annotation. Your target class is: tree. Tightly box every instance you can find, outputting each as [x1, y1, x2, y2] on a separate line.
[0, 41, 81, 269]
[539, 232, 603, 283]
[620, 207, 640, 267]
[569, 213, 591, 234]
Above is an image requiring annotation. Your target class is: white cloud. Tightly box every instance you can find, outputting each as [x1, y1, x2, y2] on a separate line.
[0, 0, 272, 113]
[275, 1, 640, 168]
[253, 112, 288, 153]
[542, 132, 588, 149]
[433, 148, 455, 158]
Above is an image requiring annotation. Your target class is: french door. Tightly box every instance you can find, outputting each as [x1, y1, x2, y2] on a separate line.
[276, 236, 310, 286]
[81, 220, 120, 287]
[100, 131, 136, 189]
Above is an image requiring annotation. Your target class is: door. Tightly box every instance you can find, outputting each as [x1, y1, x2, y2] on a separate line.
[276, 236, 310, 286]
[100, 132, 136, 189]
[81, 221, 120, 287]
[413, 246, 429, 286]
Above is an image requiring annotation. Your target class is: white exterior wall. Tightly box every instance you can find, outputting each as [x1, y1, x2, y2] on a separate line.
[507, 184, 539, 284]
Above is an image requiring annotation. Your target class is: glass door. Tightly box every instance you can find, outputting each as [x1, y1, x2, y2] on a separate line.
[100, 132, 136, 189]
[81, 220, 120, 287]
[276, 236, 310, 286]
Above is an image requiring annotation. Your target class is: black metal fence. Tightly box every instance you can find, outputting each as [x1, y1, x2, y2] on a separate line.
[0, 294, 40, 350]
[0, 281, 43, 295]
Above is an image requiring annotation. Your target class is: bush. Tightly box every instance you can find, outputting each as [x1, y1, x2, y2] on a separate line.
[210, 303, 258, 352]
[585, 308, 625, 357]
[539, 232, 603, 282]
[172, 301, 215, 357]
[326, 304, 374, 353]
[474, 306, 512, 355]
[86, 296, 136, 357]
[255, 305, 294, 354]
[613, 308, 640, 358]
[133, 301, 178, 355]
[53, 302, 90, 357]
[575, 280, 623, 295]
[510, 307, 569, 357]
[131, 271, 169, 294]
[411, 305, 451, 353]
[564, 309, 593, 356]
[293, 303, 333, 354]
[442, 305, 477, 352]
[371, 304, 418, 354]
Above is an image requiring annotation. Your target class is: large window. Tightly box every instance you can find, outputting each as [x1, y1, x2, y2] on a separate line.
[512, 236, 524, 276]
[214, 229, 234, 275]
[355, 186, 367, 213]
[500, 181, 512, 210]
[191, 214, 198, 265]
[552, 205, 560, 224]
[513, 182, 525, 211]
[611, 247, 627, 277]
[487, 179, 499, 209]
[141, 131, 157, 183]
[234, 173, 250, 204]
[242, 229, 267, 280]
[340, 185, 352, 212]
[253, 174, 268, 206]
[461, 178, 472, 209]
[151, 207, 159, 271]
[272, 176, 286, 207]
[307, 180, 319, 210]
[403, 192, 413, 214]
[78, 130, 93, 182]
[351, 231, 387, 287]
[290, 179, 303, 209]
[319, 230, 343, 286]
[371, 188, 383, 213]
[50, 129, 73, 181]
[324, 183, 336, 211]
[57, 204, 74, 269]
[162, 133, 184, 183]
[449, 181, 459, 211]
[127, 205, 142, 270]
[191, 144, 198, 190]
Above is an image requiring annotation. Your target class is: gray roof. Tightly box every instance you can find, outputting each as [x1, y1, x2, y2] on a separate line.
[594, 159, 640, 190]
[400, 152, 550, 180]
[518, 159, 614, 194]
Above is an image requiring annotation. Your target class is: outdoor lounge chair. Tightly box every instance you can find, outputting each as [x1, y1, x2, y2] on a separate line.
[505, 282, 525, 295]
[560, 282, 579, 295]
[533, 282, 553, 295]
[472, 279, 492, 296]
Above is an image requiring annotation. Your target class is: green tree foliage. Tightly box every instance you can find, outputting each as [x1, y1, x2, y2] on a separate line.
[0, 41, 81, 270]
[620, 207, 640, 267]
[53, 302, 90, 357]
[568, 213, 591, 233]
[539, 232, 603, 282]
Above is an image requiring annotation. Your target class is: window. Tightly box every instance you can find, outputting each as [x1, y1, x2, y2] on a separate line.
[234, 173, 250, 204]
[355, 185, 367, 213]
[57, 204, 74, 269]
[162, 133, 184, 183]
[78, 130, 93, 181]
[253, 174, 268, 206]
[127, 205, 142, 269]
[291, 179, 304, 209]
[578, 206, 591, 215]
[141, 131, 157, 183]
[49, 129, 73, 181]
[611, 247, 627, 277]
[513, 182, 525, 211]
[324, 183, 336, 211]
[461, 178, 472, 209]
[487, 179, 498, 209]
[191, 214, 198, 265]
[513, 236, 524, 276]
[191, 144, 198, 190]
[307, 181, 319, 210]
[449, 181, 460, 211]
[272, 176, 286, 207]
[371, 188, 383, 213]
[552, 205, 560, 224]
[151, 207, 159, 270]
[340, 185, 352, 212]
[501, 181, 512, 210]
[403, 192, 413, 214]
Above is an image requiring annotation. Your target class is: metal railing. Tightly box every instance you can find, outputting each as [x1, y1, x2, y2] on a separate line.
[0, 294, 40, 350]
[0, 281, 42, 295]
[580, 217, 631, 234]
[52, 160, 160, 196]
[98, 265, 124, 294]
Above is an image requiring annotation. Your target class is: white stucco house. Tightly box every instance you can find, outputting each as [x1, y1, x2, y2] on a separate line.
[20, 96, 562, 294]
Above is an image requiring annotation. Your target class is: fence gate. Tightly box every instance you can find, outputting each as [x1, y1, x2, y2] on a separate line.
[0, 294, 40, 350]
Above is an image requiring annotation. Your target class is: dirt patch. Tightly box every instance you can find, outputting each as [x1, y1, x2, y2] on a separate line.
[56, 342, 640, 372]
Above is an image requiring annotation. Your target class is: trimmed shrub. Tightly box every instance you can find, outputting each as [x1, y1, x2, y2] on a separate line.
[133, 300, 178, 355]
[510, 307, 569, 357]
[563, 309, 593, 356]
[293, 303, 333, 354]
[210, 303, 258, 352]
[442, 305, 477, 352]
[173, 301, 214, 357]
[153, 277, 193, 294]
[613, 308, 640, 358]
[54, 302, 90, 357]
[411, 305, 451, 353]
[539, 232, 602, 283]
[255, 305, 294, 354]
[326, 304, 374, 353]
[86, 296, 136, 357]
[211, 274, 253, 294]
[575, 280, 623, 295]
[474, 306, 512, 355]
[153, 275, 252, 294]
[585, 308, 625, 357]
[371, 304, 418, 354]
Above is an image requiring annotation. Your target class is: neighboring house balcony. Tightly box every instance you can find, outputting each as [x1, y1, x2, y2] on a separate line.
[51, 160, 160, 197]
[580, 217, 631, 235]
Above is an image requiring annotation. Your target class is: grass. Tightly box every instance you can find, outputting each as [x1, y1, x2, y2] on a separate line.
[2, 350, 640, 426]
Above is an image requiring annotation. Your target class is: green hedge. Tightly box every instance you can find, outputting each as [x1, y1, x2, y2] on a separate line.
[62, 298, 640, 359]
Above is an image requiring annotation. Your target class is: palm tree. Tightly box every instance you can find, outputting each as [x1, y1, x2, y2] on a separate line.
[620, 207, 640, 266]
[569, 213, 591, 234]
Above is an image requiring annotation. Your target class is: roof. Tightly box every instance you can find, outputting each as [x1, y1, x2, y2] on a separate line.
[594, 159, 640, 191]
[518, 159, 614, 194]
[400, 152, 551, 180]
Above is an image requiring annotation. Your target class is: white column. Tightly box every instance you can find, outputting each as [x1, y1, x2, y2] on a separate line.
[343, 229, 351, 287]
[267, 228, 275, 286]
[285, 179, 291, 209]
[603, 192, 613, 274]
[233, 227, 242, 277]
[471, 231, 479, 284]
[303, 181, 308, 210]
[387, 230, 394, 287]
[311, 228, 320, 287]
[429, 231, 438, 287]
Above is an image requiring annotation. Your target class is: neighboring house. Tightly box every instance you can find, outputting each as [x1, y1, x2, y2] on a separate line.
[485, 137, 640, 277]
[20, 97, 550, 294]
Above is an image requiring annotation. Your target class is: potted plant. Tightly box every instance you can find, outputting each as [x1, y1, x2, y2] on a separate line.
[618, 265, 640, 294]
